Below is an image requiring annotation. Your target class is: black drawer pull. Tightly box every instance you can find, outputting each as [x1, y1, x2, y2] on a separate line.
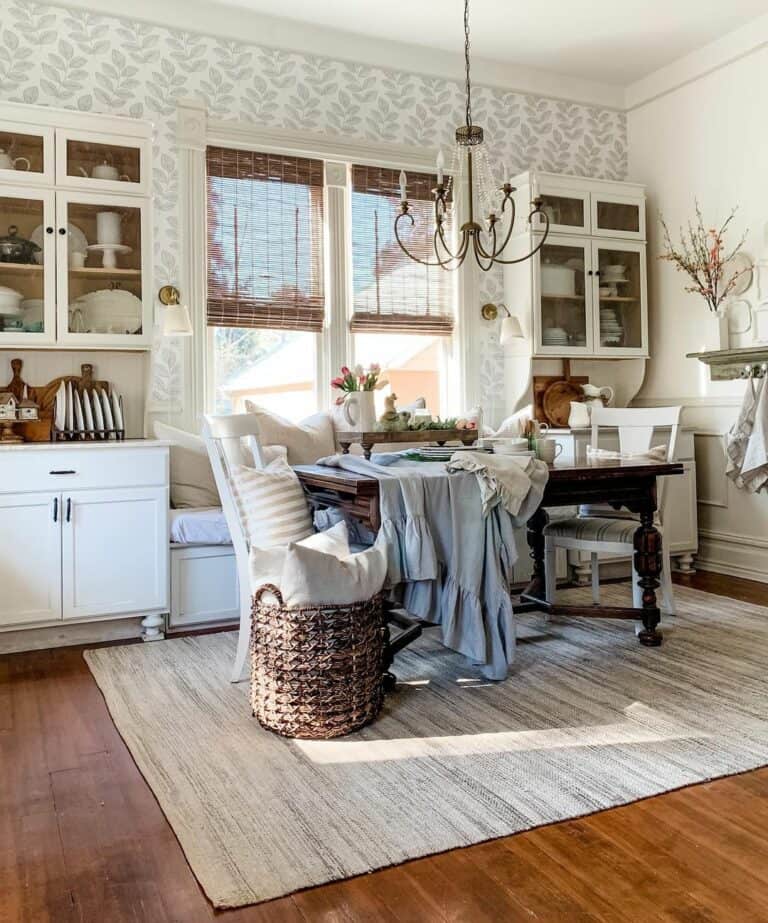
[66, 498, 72, 523]
[52, 497, 58, 522]
[49, 469, 76, 475]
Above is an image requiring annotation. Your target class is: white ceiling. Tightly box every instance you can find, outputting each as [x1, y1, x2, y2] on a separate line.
[199, 0, 766, 85]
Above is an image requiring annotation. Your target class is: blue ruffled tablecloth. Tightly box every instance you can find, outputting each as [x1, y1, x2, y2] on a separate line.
[316, 453, 547, 680]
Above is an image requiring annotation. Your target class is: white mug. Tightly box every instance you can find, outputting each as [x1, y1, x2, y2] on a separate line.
[70, 251, 86, 269]
[537, 438, 563, 464]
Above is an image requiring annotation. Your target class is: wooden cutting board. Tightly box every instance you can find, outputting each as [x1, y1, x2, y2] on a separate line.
[533, 373, 588, 426]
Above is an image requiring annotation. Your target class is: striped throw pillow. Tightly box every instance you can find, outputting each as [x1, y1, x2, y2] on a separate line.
[230, 458, 313, 549]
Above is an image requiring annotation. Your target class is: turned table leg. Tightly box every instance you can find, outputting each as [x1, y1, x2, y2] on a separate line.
[361, 442, 374, 460]
[634, 506, 663, 647]
[340, 441, 351, 455]
[522, 505, 549, 602]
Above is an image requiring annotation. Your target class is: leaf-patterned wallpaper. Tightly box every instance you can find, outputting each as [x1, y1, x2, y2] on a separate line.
[0, 0, 627, 423]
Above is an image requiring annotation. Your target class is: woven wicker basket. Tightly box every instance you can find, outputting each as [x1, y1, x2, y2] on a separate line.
[250, 584, 386, 739]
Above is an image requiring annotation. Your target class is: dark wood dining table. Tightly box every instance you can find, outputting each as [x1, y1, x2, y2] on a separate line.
[294, 456, 684, 647]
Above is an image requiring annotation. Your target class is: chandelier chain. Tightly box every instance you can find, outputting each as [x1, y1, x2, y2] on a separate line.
[464, 0, 472, 127]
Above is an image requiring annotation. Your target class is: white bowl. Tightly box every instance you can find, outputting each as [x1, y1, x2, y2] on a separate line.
[71, 288, 142, 333]
[0, 285, 22, 316]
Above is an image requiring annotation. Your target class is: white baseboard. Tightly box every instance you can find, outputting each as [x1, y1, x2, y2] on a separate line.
[696, 528, 768, 584]
[0, 616, 145, 655]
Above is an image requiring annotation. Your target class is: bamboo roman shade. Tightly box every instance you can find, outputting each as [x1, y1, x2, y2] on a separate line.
[350, 165, 454, 335]
[206, 146, 325, 332]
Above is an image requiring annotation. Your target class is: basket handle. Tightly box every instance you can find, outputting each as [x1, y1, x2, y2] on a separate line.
[253, 583, 284, 606]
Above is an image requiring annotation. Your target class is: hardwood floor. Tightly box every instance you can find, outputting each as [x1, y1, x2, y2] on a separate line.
[1, 571, 767, 922]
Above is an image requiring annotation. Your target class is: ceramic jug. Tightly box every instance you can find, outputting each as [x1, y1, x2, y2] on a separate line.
[79, 162, 130, 181]
[582, 384, 615, 408]
[568, 401, 591, 428]
[342, 391, 377, 432]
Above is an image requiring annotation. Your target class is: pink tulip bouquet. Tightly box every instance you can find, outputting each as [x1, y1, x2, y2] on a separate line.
[331, 364, 387, 404]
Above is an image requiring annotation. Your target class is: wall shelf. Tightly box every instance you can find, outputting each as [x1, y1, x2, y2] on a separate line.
[687, 346, 768, 380]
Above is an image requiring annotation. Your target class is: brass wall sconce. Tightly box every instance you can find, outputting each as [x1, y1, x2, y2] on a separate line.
[481, 302, 524, 346]
[158, 285, 193, 337]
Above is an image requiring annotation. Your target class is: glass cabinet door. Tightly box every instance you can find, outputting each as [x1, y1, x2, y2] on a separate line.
[56, 129, 148, 194]
[536, 238, 592, 354]
[533, 187, 589, 235]
[56, 191, 150, 347]
[0, 124, 54, 184]
[593, 241, 647, 354]
[0, 187, 55, 344]
[591, 193, 645, 240]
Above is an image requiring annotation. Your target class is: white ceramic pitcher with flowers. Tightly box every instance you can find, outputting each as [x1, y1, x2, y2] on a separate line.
[331, 363, 385, 432]
[342, 391, 377, 431]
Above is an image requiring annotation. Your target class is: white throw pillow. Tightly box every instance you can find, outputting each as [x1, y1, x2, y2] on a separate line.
[244, 402, 335, 465]
[249, 520, 350, 592]
[230, 457, 313, 548]
[280, 541, 388, 607]
[153, 421, 220, 509]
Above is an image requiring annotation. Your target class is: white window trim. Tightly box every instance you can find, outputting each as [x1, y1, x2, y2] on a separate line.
[177, 99, 478, 424]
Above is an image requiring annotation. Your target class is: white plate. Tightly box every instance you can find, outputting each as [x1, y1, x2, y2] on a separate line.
[54, 381, 66, 431]
[65, 381, 74, 432]
[82, 390, 94, 432]
[31, 222, 88, 257]
[73, 389, 84, 436]
[100, 389, 114, 433]
[92, 389, 104, 432]
[111, 390, 124, 432]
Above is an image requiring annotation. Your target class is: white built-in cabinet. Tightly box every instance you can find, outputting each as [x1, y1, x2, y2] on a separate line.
[505, 171, 648, 359]
[0, 442, 169, 635]
[0, 102, 153, 350]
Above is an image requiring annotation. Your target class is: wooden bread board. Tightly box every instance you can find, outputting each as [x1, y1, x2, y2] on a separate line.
[533, 374, 588, 426]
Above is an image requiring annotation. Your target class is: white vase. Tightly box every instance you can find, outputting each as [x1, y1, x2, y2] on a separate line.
[341, 391, 377, 432]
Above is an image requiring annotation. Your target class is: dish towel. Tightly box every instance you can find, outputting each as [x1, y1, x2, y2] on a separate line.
[586, 445, 668, 462]
[726, 377, 760, 487]
[446, 451, 549, 518]
[740, 377, 768, 493]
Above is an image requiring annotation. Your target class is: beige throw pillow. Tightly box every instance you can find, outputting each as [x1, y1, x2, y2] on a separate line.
[244, 402, 335, 465]
[249, 520, 350, 592]
[230, 457, 313, 548]
[153, 421, 220, 509]
[280, 541, 388, 607]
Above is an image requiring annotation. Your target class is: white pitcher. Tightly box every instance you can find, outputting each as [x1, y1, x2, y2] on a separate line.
[582, 384, 614, 406]
[342, 391, 377, 432]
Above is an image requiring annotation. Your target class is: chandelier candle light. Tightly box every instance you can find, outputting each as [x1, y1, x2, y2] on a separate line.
[395, 0, 550, 272]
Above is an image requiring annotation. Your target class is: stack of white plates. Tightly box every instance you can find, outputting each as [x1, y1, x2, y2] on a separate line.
[600, 308, 624, 345]
[409, 444, 488, 462]
[542, 325, 569, 347]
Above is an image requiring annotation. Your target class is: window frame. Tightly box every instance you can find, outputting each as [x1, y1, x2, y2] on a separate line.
[177, 104, 476, 427]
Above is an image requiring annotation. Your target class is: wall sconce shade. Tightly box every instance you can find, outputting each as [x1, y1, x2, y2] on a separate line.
[500, 313, 524, 346]
[159, 285, 193, 337]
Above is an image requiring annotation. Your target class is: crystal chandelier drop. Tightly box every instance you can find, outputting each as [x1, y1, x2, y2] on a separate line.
[395, 0, 550, 272]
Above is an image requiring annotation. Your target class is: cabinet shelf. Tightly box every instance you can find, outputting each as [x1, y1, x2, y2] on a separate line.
[541, 293, 585, 301]
[599, 296, 639, 303]
[0, 262, 42, 274]
[70, 267, 142, 278]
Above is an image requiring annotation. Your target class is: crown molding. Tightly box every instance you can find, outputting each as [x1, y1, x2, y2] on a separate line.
[625, 11, 768, 110]
[52, 0, 625, 110]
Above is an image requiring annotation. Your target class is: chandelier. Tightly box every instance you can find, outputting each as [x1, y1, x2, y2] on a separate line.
[395, 0, 549, 272]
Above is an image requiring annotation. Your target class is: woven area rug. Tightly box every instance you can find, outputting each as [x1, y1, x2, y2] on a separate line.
[85, 584, 768, 909]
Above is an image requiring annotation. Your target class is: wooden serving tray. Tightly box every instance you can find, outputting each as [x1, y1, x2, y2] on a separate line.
[336, 428, 478, 460]
[533, 372, 588, 426]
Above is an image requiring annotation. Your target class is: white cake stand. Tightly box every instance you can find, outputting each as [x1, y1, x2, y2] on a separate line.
[86, 243, 132, 269]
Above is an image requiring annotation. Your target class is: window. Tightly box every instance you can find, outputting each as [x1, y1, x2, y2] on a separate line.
[206, 147, 324, 414]
[205, 145, 458, 420]
[350, 165, 454, 415]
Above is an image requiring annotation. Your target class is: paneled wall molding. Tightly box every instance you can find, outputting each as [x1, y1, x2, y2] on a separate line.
[697, 528, 768, 584]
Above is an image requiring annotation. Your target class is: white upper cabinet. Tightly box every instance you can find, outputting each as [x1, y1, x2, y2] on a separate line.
[55, 128, 150, 195]
[0, 102, 152, 350]
[505, 171, 648, 359]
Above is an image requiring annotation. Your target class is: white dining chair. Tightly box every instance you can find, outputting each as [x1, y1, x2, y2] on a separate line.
[201, 413, 262, 683]
[543, 406, 682, 616]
